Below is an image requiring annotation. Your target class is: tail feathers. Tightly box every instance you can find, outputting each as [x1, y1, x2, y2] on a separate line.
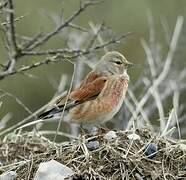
[17, 100, 80, 130]
[17, 107, 62, 130]
[38, 100, 79, 119]
[38, 107, 61, 119]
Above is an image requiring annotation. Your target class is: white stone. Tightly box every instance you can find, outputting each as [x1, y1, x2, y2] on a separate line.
[34, 160, 74, 180]
[0, 171, 17, 180]
[127, 133, 140, 141]
[86, 141, 100, 150]
[104, 131, 117, 141]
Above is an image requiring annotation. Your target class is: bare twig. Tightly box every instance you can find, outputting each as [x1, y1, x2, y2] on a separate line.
[5, 0, 18, 53]
[127, 89, 151, 128]
[87, 22, 105, 50]
[21, 49, 84, 56]
[0, 0, 18, 78]
[0, 32, 132, 80]
[53, 60, 76, 142]
[0, 54, 61, 79]
[1, 14, 29, 26]
[69, 56, 86, 136]
[129, 16, 184, 130]
[0, 91, 67, 136]
[0, 1, 8, 10]
[26, 1, 101, 51]
[68, 23, 89, 32]
[171, 82, 181, 139]
[142, 40, 165, 130]
[0, 89, 32, 115]
[145, 69, 186, 117]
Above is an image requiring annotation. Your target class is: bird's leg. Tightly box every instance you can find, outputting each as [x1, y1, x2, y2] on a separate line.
[79, 123, 87, 135]
[98, 123, 110, 134]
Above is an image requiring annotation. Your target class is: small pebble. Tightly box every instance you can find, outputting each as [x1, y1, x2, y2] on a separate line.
[0, 171, 17, 180]
[34, 160, 74, 180]
[144, 143, 158, 159]
[86, 141, 100, 150]
[104, 131, 117, 141]
[127, 133, 140, 141]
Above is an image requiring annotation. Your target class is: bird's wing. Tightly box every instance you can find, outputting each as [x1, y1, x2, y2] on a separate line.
[78, 71, 102, 88]
[70, 76, 107, 102]
[55, 71, 101, 107]
[18, 74, 107, 129]
[38, 75, 107, 119]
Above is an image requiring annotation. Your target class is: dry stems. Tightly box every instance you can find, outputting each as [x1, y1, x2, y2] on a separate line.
[0, 0, 186, 148]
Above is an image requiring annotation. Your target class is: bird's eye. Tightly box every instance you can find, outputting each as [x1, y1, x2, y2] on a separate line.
[114, 61, 122, 65]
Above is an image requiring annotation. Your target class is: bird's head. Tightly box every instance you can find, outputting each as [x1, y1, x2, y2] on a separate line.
[95, 51, 133, 75]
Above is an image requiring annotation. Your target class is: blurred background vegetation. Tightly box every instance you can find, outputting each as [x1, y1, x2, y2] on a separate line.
[0, 0, 186, 138]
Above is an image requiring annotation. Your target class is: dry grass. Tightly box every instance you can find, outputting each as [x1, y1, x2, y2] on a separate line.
[0, 1, 186, 179]
[0, 129, 186, 179]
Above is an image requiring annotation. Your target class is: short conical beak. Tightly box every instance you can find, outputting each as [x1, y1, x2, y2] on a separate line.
[126, 61, 134, 69]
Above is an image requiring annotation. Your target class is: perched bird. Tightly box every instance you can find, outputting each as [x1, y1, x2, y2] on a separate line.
[39, 51, 133, 124]
[20, 51, 133, 129]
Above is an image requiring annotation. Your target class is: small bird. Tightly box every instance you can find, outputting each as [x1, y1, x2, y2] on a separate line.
[20, 51, 133, 129]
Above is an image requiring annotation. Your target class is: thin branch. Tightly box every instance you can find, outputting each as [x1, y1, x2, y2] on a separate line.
[5, 0, 18, 53]
[0, 1, 8, 10]
[22, 32, 132, 56]
[21, 32, 44, 51]
[145, 69, 186, 117]
[0, 89, 32, 115]
[0, 54, 61, 79]
[154, 16, 183, 87]
[84, 32, 133, 53]
[161, 109, 175, 137]
[161, 17, 171, 45]
[68, 23, 89, 32]
[53, 60, 76, 142]
[171, 82, 181, 139]
[141, 39, 165, 131]
[0, 32, 132, 80]
[150, 86, 165, 131]
[0, 0, 20, 78]
[69, 57, 86, 136]
[87, 22, 104, 50]
[129, 16, 184, 125]
[26, 1, 101, 51]
[127, 89, 151, 127]
[141, 39, 156, 78]
[21, 49, 84, 56]
[0, 92, 67, 136]
[1, 14, 29, 26]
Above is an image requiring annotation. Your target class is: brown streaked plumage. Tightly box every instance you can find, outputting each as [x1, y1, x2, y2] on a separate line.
[38, 51, 133, 125]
